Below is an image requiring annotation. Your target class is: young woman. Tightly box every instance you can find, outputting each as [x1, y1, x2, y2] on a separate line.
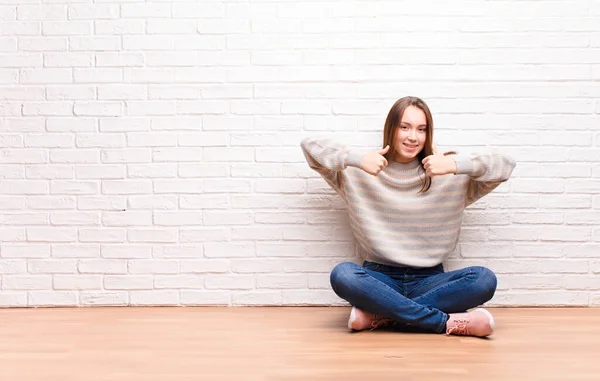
[300, 96, 516, 338]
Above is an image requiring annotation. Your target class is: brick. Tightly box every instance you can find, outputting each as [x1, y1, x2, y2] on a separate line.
[129, 260, 179, 274]
[127, 195, 177, 210]
[101, 148, 151, 163]
[232, 291, 282, 306]
[120, 3, 171, 18]
[204, 275, 254, 290]
[282, 290, 345, 305]
[24, 132, 73, 146]
[78, 259, 127, 274]
[21, 68, 71, 83]
[203, 211, 252, 226]
[47, 118, 96, 132]
[130, 290, 179, 306]
[17, 5, 67, 21]
[256, 243, 306, 257]
[230, 259, 281, 273]
[128, 229, 177, 243]
[180, 228, 230, 243]
[563, 245, 600, 258]
[79, 228, 126, 243]
[155, 246, 204, 259]
[3, 275, 51, 290]
[75, 164, 125, 179]
[127, 164, 177, 178]
[511, 212, 564, 225]
[102, 179, 151, 194]
[230, 163, 280, 178]
[101, 245, 151, 258]
[127, 133, 177, 147]
[0, 87, 44, 101]
[202, 179, 250, 193]
[232, 227, 282, 240]
[155, 275, 203, 289]
[179, 164, 229, 178]
[153, 179, 202, 194]
[154, 211, 203, 226]
[2, 244, 50, 258]
[94, 20, 145, 36]
[52, 244, 99, 258]
[100, 118, 149, 132]
[27, 227, 77, 242]
[180, 291, 230, 306]
[181, 260, 229, 273]
[80, 292, 128, 306]
[74, 101, 123, 116]
[204, 242, 254, 258]
[488, 291, 588, 307]
[50, 180, 97, 194]
[78, 196, 125, 210]
[126, 101, 176, 116]
[153, 147, 202, 163]
[0, 212, 48, 225]
[0, 197, 25, 210]
[42, 21, 90, 35]
[104, 275, 152, 290]
[257, 274, 307, 289]
[50, 211, 99, 225]
[67, 4, 118, 19]
[101, 211, 152, 226]
[46, 86, 95, 100]
[203, 148, 253, 162]
[538, 227, 591, 242]
[50, 149, 99, 164]
[0, 259, 27, 274]
[0, 292, 27, 307]
[566, 179, 600, 194]
[98, 84, 146, 100]
[255, 179, 305, 193]
[0, 149, 49, 164]
[53, 275, 102, 290]
[28, 291, 77, 306]
[255, 212, 305, 224]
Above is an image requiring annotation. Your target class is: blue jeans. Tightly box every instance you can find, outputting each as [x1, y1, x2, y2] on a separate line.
[330, 260, 497, 334]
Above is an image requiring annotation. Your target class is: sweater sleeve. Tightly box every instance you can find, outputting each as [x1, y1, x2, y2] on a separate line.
[300, 137, 364, 193]
[452, 153, 516, 207]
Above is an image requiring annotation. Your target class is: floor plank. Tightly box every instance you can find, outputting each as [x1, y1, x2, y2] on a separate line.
[0, 307, 599, 381]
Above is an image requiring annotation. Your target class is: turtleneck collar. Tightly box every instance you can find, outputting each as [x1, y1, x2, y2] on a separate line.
[386, 158, 421, 173]
[378, 158, 424, 186]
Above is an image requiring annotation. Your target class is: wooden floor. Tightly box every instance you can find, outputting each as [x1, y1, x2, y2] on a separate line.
[0, 307, 599, 381]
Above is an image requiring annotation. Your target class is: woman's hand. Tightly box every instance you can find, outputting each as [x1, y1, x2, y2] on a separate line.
[360, 145, 390, 176]
[422, 154, 457, 177]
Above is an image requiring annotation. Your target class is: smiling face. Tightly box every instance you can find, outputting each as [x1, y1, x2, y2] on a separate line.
[392, 105, 428, 163]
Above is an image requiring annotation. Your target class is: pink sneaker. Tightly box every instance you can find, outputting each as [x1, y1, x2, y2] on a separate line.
[446, 308, 495, 337]
[347, 306, 393, 331]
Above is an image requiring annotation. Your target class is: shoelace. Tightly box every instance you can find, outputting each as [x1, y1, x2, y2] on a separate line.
[370, 316, 393, 331]
[446, 318, 470, 336]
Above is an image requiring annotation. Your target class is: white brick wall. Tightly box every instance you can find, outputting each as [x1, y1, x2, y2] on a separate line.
[0, 0, 599, 308]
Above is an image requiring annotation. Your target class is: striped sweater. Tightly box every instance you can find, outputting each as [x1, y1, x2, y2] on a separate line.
[300, 137, 516, 268]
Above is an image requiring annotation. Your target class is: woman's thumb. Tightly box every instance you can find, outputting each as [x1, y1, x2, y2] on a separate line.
[379, 145, 390, 155]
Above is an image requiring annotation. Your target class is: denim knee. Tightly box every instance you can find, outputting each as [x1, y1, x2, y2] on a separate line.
[471, 266, 497, 301]
[330, 262, 359, 294]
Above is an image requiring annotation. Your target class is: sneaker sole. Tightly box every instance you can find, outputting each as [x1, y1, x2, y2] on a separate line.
[474, 308, 495, 330]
